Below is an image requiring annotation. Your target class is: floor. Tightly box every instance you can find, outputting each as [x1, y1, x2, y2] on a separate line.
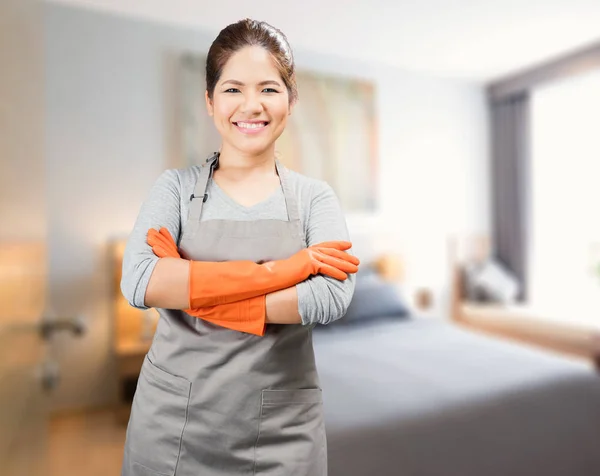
[48, 408, 126, 476]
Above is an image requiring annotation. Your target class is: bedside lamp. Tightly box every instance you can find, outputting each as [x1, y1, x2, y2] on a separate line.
[373, 254, 403, 282]
[414, 288, 434, 311]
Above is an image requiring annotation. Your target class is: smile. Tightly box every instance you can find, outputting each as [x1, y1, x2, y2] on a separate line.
[233, 121, 269, 134]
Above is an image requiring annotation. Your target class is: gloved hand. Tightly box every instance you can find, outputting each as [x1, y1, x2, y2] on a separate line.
[147, 227, 360, 309]
[186, 297, 267, 336]
[146, 227, 267, 335]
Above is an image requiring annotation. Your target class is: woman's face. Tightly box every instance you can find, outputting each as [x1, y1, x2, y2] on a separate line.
[206, 46, 293, 157]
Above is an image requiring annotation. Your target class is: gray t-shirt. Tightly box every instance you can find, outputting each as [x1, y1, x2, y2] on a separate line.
[120, 164, 356, 326]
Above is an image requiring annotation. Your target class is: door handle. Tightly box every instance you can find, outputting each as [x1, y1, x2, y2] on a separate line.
[38, 359, 61, 391]
[39, 315, 86, 340]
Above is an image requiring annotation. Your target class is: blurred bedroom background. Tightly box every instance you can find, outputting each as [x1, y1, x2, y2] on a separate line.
[2, 0, 600, 475]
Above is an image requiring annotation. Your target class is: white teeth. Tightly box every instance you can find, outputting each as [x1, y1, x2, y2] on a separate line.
[236, 122, 266, 129]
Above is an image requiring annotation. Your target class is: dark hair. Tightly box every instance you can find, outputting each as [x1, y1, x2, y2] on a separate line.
[205, 19, 297, 104]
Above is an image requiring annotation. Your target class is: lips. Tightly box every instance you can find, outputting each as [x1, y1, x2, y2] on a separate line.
[233, 121, 269, 134]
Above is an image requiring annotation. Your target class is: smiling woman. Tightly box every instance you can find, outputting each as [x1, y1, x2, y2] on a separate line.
[205, 21, 297, 157]
[120, 18, 358, 476]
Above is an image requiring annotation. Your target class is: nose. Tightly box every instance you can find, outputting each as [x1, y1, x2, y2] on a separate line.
[240, 91, 264, 115]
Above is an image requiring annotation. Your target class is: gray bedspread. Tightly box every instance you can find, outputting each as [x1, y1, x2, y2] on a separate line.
[313, 318, 600, 476]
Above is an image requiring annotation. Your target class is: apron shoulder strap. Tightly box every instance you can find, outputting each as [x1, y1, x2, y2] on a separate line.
[275, 159, 300, 223]
[186, 153, 219, 236]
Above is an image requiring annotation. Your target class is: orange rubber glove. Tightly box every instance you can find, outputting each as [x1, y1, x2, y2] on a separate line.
[146, 228, 267, 335]
[187, 297, 267, 336]
[147, 227, 360, 308]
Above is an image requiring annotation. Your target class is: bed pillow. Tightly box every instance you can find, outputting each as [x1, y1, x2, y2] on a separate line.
[466, 258, 520, 304]
[334, 268, 411, 326]
[462, 262, 487, 301]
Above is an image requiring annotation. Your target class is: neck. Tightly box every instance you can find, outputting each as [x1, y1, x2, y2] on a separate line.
[216, 144, 277, 180]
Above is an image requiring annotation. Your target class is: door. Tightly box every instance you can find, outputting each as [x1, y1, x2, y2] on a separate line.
[0, 244, 48, 476]
[0, 0, 47, 474]
[0, 1, 82, 474]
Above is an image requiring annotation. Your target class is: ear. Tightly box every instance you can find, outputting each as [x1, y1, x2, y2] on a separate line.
[205, 90, 214, 116]
[288, 97, 296, 116]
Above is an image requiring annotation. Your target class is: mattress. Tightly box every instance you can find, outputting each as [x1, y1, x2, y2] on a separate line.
[313, 318, 600, 476]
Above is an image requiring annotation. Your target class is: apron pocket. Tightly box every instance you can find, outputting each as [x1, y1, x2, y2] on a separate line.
[124, 356, 191, 476]
[254, 388, 327, 476]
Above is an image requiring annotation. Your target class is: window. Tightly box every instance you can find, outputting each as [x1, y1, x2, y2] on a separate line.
[529, 69, 600, 323]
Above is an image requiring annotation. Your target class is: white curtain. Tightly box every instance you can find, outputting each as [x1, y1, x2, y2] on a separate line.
[529, 69, 600, 321]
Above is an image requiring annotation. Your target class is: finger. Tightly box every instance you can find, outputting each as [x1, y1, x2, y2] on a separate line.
[158, 227, 177, 245]
[155, 228, 177, 247]
[147, 234, 165, 250]
[148, 236, 178, 256]
[318, 263, 348, 281]
[148, 229, 179, 252]
[147, 230, 164, 247]
[150, 243, 168, 258]
[318, 254, 359, 274]
[150, 233, 178, 252]
[151, 243, 178, 258]
[147, 228, 160, 241]
[311, 241, 352, 251]
[316, 247, 360, 265]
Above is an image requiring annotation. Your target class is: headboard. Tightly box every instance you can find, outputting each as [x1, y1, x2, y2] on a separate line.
[448, 234, 491, 321]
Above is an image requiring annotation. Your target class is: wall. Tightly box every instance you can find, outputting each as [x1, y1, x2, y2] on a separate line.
[44, 3, 490, 411]
[1, 0, 45, 242]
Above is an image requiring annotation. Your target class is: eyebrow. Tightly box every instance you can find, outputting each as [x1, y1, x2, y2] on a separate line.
[221, 79, 282, 87]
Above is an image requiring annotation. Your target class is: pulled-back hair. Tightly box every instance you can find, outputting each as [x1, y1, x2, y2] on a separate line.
[205, 19, 297, 104]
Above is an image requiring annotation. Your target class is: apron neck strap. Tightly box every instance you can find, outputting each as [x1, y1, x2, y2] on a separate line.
[275, 159, 300, 222]
[187, 154, 300, 224]
[187, 153, 218, 233]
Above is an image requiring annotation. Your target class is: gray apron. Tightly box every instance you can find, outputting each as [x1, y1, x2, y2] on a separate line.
[122, 154, 327, 476]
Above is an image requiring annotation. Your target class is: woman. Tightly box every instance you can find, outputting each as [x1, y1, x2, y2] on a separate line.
[120, 18, 359, 476]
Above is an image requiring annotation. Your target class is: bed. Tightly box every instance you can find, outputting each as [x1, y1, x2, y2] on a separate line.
[313, 264, 600, 476]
